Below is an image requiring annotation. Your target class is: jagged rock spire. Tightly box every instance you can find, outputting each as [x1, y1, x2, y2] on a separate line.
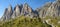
[8, 5, 12, 12]
[12, 4, 21, 18]
[1, 3, 38, 20]
[4, 8, 8, 15]
[23, 3, 28, 11]
[1, 8, 8, 21]
[7, 5, 13, 18]
[15, 4, 21, 16]
[1, 5, 13, 21]
[23, 3, 32, 13]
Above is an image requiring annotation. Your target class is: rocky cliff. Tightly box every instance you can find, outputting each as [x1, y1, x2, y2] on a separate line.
[36, 2, 52, 18]
[1, 5, 13, 20]
[1, 0, 60, 21]
[1, 3, 38, 21]
[36, 0, 60, 18]
[46, 0, 60, 17]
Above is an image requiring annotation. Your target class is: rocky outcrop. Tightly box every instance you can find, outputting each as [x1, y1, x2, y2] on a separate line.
[7, 5, 13, 19]
[21, 3, 32, 15]
[1, 5, 13, 20]
[46, 0, 60, 17]
[1, 8, 8, 21]
[36, 2, 52, 18]
[12, 4, 21, 18]
[21, 3, 36, 17]
[35, 0, 60, 18]
[2, 0, 60, 21]
[1, 0, 60, 27]
[1, 3, 38, 21]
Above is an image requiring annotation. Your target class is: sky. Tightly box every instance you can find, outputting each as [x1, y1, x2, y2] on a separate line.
[0, 0, 55, 18]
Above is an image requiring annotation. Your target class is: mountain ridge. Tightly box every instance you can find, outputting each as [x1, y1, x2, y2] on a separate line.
[1, 0, 60, 21]
[1, 3, 38, 21]
[1, 0, 60, 27]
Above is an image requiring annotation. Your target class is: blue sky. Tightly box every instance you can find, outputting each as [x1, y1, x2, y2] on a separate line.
[0, 0, 55, 18]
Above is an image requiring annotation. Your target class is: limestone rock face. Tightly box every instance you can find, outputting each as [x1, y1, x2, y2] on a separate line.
[22, 3, 32, 14]
[12, 5, 21, 18]
[36, 0, 60, 18]
[2, 5, 13, 20]
[36, 2, 52, 18]
[1, 8, 8, 21]
[46, 0, 60, 17]
[7, 5, 13, 19]
[1, 3, 38, 20]
[21, 3, 35, 18]
[2, 0, 60, 20]
[11, 3, 37, 18]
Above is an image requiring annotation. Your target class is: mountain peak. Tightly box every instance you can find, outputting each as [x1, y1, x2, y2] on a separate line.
[2, 0, 60, 21]
[8, 5, 12, 12]
[24, 3, 28, 5]
[4, 8, 8, 15]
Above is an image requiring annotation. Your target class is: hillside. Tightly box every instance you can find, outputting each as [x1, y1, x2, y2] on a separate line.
[1, 0, 60, 27]
[0, 16, 51, 27]
[0, 16, 60, 27]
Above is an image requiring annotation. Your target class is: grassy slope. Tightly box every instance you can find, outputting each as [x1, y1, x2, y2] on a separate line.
[0, 16, 51, 27]
[44, 16, 60, 27]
